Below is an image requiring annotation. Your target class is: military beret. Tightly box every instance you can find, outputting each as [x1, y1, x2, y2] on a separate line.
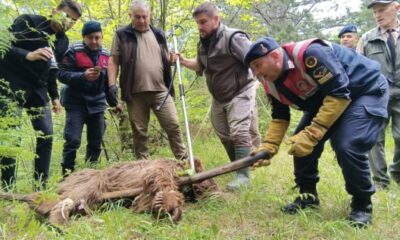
[82, 21, 102, 36]
[338, 24, 357, 38]
[244, 37, 280, 66]
[367, 0, 396, 9]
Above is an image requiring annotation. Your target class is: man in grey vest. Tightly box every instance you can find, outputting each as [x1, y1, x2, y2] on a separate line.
[179, 2, 259, 191]
[357, 0, 400, 189]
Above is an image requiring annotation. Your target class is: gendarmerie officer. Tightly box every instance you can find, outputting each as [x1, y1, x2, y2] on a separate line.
[58, 21, 119, 175]
[246, 37, 388, 227]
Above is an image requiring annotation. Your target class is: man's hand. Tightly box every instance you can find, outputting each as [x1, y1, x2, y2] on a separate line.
[114, 103, 124, 114]
[287, 96, 352, 158]
[107, 84, 119, 107]
[169, 51, 177, 64]
[52, 99, 61, 115]
[175, 52, 187, 67]
[250, 145, 272, 169]
[26, 47, 53, 62]
[84, 68, 101, 81]
[174, 52, 201, 72]
[287, 128, 319, 157]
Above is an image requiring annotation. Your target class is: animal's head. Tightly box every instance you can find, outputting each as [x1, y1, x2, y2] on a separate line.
[179, 157, 220, 202]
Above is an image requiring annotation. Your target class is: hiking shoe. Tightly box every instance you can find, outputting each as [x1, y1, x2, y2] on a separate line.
[281, 194, 320, 214]
[348, 198, 372, 228]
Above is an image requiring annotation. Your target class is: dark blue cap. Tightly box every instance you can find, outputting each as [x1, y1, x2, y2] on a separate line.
[244, 37, 280, 66]
[82, 21, 102, 36]
[338, 24, 357, 38]
[367, 0, 395, 9]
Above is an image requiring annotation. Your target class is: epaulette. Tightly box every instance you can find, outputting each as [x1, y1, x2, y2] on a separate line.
[101, 48, 110, 56]
[71, 41, 85, 51]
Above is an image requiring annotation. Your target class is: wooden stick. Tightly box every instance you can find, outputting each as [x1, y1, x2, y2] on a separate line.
[101, 187, 143, 201]
[177, 151, 270, 185]
[100, 151, 270, 200]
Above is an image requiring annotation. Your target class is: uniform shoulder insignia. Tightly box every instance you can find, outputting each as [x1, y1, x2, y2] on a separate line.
[313, 65, 333, 85]
[71, 41, 85, 51]
[305, 56, 318, 68]
[101, 48, 110, 56]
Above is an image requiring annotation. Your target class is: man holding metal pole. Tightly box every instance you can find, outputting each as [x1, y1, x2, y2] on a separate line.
[178, 2, 259, 191]
[107, 0, 187, 161]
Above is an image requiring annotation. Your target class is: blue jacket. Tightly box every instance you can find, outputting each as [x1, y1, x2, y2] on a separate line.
[58, 42, 109, 114]
[270, 40, 388, 121]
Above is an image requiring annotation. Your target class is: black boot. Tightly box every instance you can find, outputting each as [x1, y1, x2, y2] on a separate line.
[281, 184, 320, 214]
[348, 197, 372, 228]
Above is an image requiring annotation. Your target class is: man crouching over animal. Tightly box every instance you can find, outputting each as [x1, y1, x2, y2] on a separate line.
[0, 158, 219, 225]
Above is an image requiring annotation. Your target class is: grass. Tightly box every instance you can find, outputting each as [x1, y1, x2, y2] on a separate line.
[1, 88, 400, 239]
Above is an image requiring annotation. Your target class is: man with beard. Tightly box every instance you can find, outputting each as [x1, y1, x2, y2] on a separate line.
[179, 2, 259, 191]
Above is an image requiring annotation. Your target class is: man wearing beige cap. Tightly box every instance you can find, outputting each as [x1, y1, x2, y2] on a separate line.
[357, 0, 400, 189]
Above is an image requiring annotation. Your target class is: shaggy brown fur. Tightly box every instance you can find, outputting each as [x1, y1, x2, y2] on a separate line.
[0, 159, 219, 225]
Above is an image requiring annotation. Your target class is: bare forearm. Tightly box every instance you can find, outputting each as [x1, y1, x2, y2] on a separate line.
[108, 56, 119, 86]
[180, 58, 201, 72]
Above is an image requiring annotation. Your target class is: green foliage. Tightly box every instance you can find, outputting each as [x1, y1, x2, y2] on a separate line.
[0, 4, 15, 58]
[0, 81, 36, 161]
[1, 0, 400, 238]
[1, 129, 400, 238]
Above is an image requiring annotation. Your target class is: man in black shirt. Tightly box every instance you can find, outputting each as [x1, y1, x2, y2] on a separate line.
[0, 0, 82, 190]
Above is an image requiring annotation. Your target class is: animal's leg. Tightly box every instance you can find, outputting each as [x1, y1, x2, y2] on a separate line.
[48, 198, 76, 225]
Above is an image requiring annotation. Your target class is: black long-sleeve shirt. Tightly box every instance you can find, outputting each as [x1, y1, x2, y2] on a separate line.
[0, 14, 68, 107]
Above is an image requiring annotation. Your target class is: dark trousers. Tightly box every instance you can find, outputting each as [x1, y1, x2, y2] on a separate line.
[61, 109, 105, 172]
[0, 101, 53, 189]
[293, 94, 387, 198]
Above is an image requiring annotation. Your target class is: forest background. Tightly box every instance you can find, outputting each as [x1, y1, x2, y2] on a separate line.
[1, 0, 400, 239]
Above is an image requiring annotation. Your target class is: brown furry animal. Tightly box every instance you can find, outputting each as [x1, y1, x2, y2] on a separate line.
[0, 159, 219, 225]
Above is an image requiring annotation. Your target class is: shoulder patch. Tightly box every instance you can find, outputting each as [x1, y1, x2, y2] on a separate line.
[305, 56, 317, 68]
[101, 48, 110, 56]
[313, 65, 333, 85]
[72, 41, 84, 51]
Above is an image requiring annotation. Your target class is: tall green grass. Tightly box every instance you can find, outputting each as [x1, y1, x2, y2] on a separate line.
[1, 82, 400, 239]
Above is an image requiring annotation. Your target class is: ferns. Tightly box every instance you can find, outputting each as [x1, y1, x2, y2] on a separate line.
[0, 4, 15, 58]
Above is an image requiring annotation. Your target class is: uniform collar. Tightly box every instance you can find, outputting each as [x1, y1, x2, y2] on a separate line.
[275, 52, 295, 84]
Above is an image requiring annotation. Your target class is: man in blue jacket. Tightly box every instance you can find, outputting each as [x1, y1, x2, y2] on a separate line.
[58, 21, 120, 176]
[246, 37, 388, 227]
[338, 24, 358, 48]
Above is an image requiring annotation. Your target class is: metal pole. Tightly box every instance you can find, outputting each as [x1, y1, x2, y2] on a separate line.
[172, 25, 195, 172]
